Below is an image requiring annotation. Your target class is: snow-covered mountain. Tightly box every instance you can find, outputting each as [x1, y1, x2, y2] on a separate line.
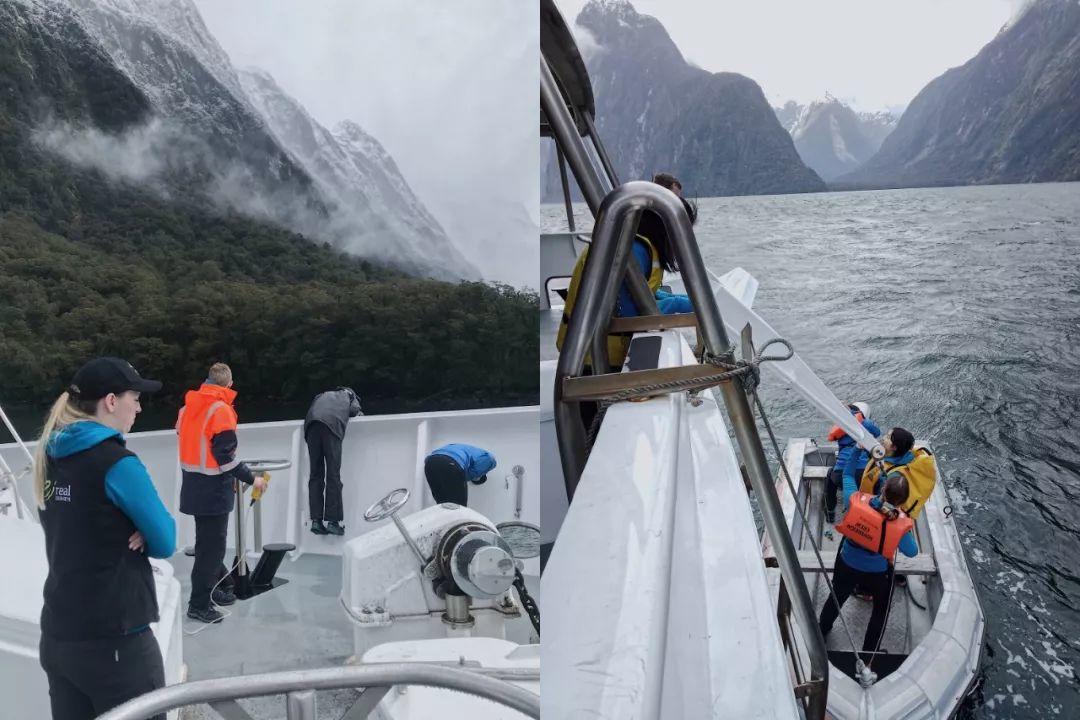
[840, 0, 1080, 188]
[542, 0, 824, 201]
[34, 0, 473, 279]
[773, 97, 898, 181]
[238, 68, 476, 278]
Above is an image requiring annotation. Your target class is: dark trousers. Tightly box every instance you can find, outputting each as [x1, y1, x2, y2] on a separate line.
[818, 550, 895, 652]
[307, 423, 344, 522]
[824, 466, 844, 515]
[190, 512, 232, 611]
[425, 454, 468, 506]
[40, 629, 165, 720]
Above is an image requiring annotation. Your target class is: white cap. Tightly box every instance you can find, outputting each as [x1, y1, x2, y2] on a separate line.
[852, 402, 870, 418]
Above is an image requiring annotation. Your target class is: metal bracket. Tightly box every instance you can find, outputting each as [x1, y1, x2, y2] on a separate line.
[561, 364, 730, 402]
[606, 312, 698, 334]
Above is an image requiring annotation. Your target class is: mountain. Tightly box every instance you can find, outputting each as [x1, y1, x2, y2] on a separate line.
[0, 0, 536, 410]
[40, 0, 473, 278]
[839, 0, 1080, 188]
[542, 0, 824, 201]
[237, 69, 476, 278]
[779, 96, 897, 181]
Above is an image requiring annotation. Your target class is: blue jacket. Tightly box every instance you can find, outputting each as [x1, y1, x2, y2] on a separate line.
[839, 449, 917, 573]
[48, 421, 176, 558]
[835, 416, 881, 474]
[614, 240, 691, 317]
[429, 444, 496, 482]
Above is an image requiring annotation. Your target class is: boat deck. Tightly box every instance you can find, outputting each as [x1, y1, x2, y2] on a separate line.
[172, 553, 361, 719]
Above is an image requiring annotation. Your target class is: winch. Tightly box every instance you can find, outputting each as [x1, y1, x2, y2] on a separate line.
[342, 488, 540, 657]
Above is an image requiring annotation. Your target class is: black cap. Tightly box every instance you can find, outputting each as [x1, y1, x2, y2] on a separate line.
[70, 357, 162, 400]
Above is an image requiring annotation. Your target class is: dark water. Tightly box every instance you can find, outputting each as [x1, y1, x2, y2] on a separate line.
[543, 182, 1080, 718]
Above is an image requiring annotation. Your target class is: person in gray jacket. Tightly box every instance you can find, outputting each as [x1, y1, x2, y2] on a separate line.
[305, 387, 362, 535]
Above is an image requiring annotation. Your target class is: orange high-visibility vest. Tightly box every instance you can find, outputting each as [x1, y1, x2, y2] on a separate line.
[836, 492, 914, 561]
[177, 384, 240, 476]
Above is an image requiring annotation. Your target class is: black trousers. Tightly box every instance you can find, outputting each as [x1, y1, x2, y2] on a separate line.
[424, 454, 468, 506]
[40, 628, 165, 720]
[824, 466, 844, 515]
[190, 512, 232, 611]
[307, 423, 344, 522]
[818, 549, 895, 652]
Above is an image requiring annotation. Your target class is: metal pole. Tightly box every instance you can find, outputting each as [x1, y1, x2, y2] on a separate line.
[235, 482, 248, 577]
[392, 513, 426, 566]
[542, 53, 657, 341]
[540, 58, 605, 215]
[253, 499, 263, 554]
[583, 112, 619, 189]
[556, 145, 576, 233]
[588, 207, 641, 375]
[0, 403, 35, 466]
[286, 690, 316, 720]
[656, 182, 829, 719]
[96, 663, 541, 720]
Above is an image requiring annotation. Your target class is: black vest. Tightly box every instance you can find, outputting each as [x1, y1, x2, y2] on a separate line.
[39, 436, 159, 640]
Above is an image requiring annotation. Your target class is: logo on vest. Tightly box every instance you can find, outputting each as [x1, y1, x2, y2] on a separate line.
[53, 484, 72, 503]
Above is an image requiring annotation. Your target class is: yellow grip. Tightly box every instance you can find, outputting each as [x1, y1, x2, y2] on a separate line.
[251, 472, 270, 502]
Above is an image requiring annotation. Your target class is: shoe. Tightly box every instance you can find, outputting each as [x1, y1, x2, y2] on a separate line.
[895, 574, 908, 587]
[824, 509, 835, 524]
[855, 591, 874, 602]
[187, 606, 224, 624]
[326, 521, 345, 536]
[310, 520, 328, 535]
[212, 587, 236, 606]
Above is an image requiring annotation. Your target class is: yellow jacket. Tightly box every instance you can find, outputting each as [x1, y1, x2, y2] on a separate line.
[556, 235, 663, 370]
[859, 447, 937, 520]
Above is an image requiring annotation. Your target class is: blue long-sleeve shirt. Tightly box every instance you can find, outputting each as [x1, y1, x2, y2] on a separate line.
[835, 417, 882, 473]
[614, 240, 691, 317]
[430, 443, 496, 482]
[840, 449, 917, 572]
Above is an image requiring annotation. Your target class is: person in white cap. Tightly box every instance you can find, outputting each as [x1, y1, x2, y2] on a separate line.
[824, 402, 881, 523]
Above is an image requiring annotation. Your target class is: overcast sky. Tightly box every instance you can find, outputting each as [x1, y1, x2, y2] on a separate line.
[193, 1, 538, 289]
[557, 0, 1020, 112]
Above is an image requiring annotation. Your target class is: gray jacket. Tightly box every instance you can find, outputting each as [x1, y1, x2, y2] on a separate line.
[304, 388, 363, 439]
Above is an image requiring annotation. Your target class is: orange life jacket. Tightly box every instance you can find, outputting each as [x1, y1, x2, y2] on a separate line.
[836, 492, 913, 561]
[826, 412, 864, 441]
[176, 384, 241, 476]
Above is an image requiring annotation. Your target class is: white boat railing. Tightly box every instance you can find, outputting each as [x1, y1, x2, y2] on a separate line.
[96, 663, 541, 720]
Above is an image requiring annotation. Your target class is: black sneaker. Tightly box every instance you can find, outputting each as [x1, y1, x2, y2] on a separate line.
[326, 521, 345, 536]
[187, 606, 224, 624]
[212, 587, 236, 606]
[310, 520, 328, 535]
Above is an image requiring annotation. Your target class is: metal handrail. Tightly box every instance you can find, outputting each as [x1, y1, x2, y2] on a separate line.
[542, 20, 828, 718]
[550, 181, 830, 720]
[95, 663, 540, 720]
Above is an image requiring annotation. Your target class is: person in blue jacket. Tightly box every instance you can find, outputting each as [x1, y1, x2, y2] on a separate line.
[818, 433, 918, 654]
[824, 402, 881, 523]
[33, 357, 176, 720]
[424, 443, 496, 506]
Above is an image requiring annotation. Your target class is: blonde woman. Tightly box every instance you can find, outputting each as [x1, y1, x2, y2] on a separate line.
[35, 357, 175, 720]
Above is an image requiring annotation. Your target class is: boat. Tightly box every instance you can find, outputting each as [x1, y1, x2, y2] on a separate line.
[539, 0, 984, 717]
[0, 405, 540, 719]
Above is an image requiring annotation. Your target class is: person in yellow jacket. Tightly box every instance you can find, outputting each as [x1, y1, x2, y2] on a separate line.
[556, 185, 698, 372]
[857, 427, 937, 521]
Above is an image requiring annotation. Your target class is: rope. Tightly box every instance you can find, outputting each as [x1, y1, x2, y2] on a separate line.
[584, 338, 795, 451]
[749, 388, 873, 682]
